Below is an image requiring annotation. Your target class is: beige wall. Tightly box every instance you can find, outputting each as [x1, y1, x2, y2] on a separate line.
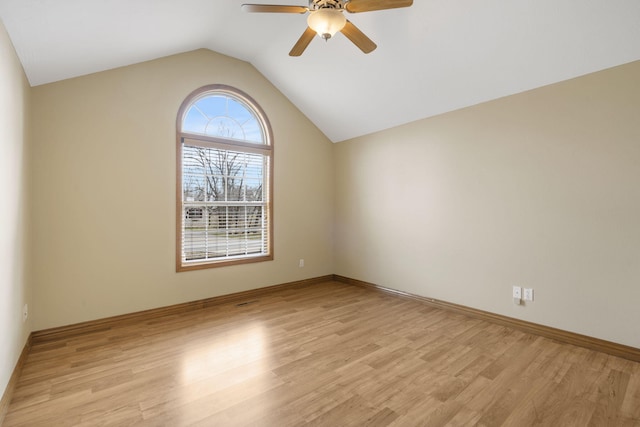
[0, 20, 31, 397]
[334, 61, 640, 348]
[10, 38, 640, 358]
[30, 49, 334, 330]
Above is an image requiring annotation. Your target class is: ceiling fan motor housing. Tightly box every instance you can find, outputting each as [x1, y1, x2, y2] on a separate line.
[309, 0, 345, 11]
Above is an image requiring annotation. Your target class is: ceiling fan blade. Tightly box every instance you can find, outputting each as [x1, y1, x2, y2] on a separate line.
[289, 27, 317, 56]
[345, 0, 413, 13]
[241, 4, 308, 13]
[340, 21, 377, 54]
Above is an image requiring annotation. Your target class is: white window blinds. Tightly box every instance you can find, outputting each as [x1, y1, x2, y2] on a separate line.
[181, 143, 270, 263]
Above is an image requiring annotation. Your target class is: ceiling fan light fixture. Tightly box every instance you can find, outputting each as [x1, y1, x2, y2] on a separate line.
[307, 9, 346, 40]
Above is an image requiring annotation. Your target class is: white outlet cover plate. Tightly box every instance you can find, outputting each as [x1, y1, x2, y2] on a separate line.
[512, 286, 522, 299]
[524, 288, 534, 301]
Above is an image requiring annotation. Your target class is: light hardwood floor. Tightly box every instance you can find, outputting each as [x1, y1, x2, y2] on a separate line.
[5, 281, 640, 426]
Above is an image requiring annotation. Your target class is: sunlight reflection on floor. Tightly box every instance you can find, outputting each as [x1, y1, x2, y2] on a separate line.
[181, 324, 267, 382]
[177, 322, 279, 424]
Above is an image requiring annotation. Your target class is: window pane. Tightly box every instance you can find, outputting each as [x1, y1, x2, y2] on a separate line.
[196, 96, 227, 117]
[245, 179, 263, 202]
[183, 175, 206, 202]
[183, 107, 209, 135]
[182, 204, 267, 261]
[182, 94, 264, 144]
[184, 146, 265, 203]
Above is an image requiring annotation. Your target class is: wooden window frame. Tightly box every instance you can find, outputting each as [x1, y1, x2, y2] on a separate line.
[176, 84, 274, 272]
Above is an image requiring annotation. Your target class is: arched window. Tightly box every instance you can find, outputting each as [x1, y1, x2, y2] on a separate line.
[176, 85, 273, 271]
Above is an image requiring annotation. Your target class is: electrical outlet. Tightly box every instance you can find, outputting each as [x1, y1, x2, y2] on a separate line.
[299, 259, 304, 268]
[512, 286, 522, 300]
[524, 288, 534, 302]
[23, 304, 28, 322]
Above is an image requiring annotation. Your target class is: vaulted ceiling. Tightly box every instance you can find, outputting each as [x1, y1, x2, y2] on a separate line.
[1, 0, 639, 142]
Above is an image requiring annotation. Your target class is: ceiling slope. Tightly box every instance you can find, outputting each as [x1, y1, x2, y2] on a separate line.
[1, 0, 639, 142]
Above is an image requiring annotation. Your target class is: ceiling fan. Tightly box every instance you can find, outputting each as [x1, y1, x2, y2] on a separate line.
[241, 0, 413, 56]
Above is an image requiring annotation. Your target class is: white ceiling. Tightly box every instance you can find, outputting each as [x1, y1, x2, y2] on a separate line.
[1, 0, 639, 142]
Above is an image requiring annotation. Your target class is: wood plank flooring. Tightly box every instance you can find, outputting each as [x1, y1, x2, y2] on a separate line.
[5, 281, 640, 426]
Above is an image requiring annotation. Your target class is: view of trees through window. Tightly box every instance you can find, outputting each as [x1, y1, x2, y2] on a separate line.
[182, 145, 266, 260]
